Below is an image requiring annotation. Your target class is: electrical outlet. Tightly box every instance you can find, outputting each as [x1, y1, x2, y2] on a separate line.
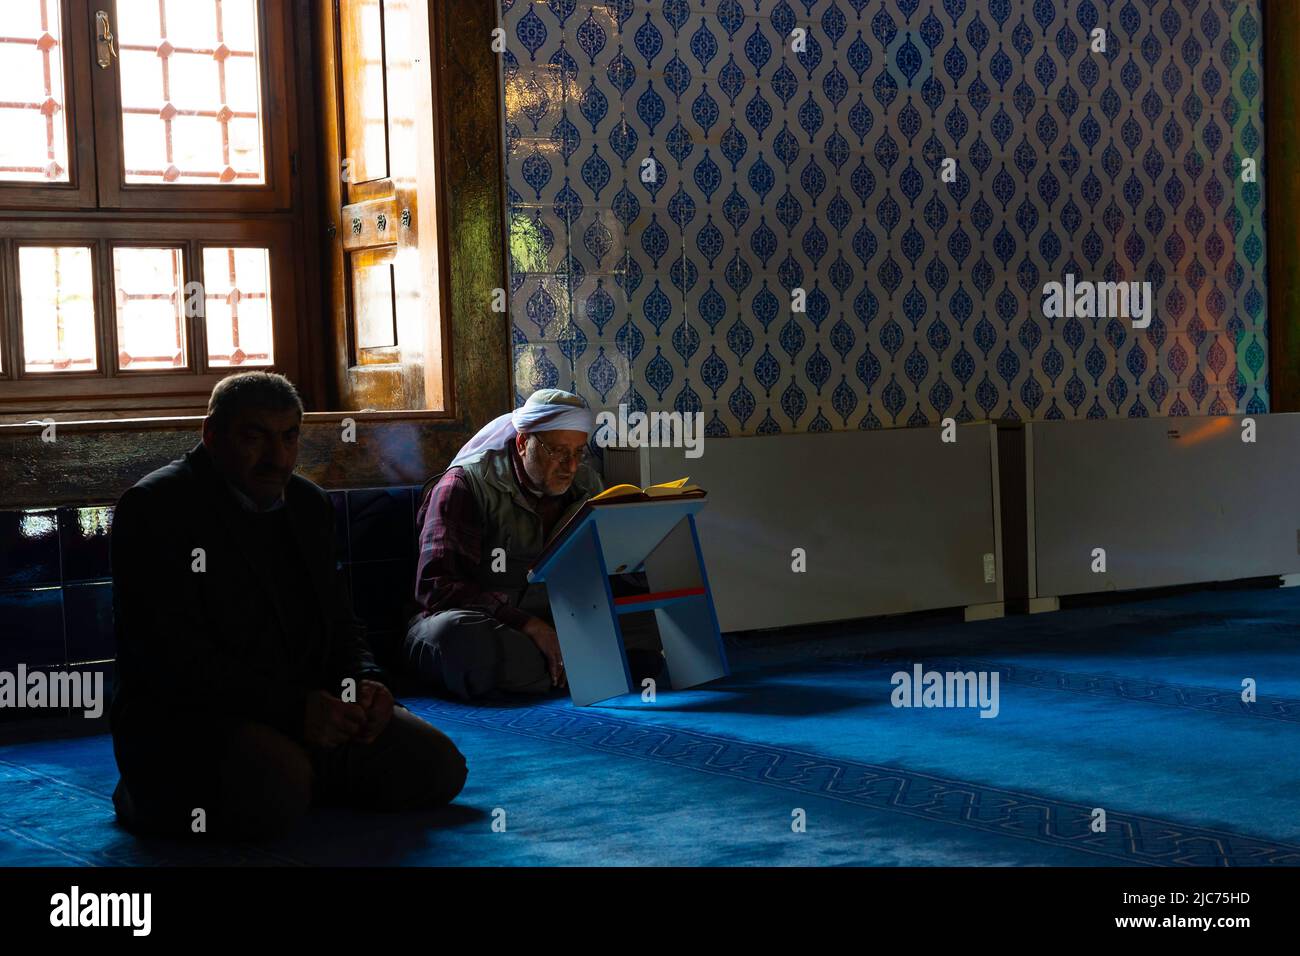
[983, 552, 996, 584]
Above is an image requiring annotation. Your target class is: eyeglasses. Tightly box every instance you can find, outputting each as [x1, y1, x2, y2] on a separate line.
[532, 436, 590, 468]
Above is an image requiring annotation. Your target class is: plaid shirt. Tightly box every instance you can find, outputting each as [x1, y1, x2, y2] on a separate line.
[413, 447, 569, 631]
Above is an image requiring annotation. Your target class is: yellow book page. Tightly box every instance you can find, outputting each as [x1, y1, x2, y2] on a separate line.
[645, 477, 701, 497]
[648, 477, 689, 490]
[591, 483, 643, 502]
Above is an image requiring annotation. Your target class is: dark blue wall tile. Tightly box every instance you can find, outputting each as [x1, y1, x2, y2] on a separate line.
[0, 510, 60, 589]
[58, 506, 114, 583]
[0, 588, 65, 668]
[63, 582, 115, 664]
[347, 488, 415, 562]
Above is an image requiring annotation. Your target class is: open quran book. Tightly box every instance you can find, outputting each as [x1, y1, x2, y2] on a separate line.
[589, 477, 706, 503]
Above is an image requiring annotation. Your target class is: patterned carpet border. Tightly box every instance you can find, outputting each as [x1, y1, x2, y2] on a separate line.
[405, 698, 1300, 867]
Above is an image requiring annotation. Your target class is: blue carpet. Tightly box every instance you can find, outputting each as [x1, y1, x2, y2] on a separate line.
[2, 586, 1298, 866]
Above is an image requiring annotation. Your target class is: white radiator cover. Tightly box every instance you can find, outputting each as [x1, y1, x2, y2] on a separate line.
[1027, 415, 1300, 599]
[603, 424, 1004, 633]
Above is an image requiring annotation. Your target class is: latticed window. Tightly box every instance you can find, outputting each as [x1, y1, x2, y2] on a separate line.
[17, 246, 96, 372]
[0, 0, 72, 183]
[202, 246, 273, 368]
[112, 246, 186, 370]
[0, 0, 299, 418]
[116, 0, 265, 185]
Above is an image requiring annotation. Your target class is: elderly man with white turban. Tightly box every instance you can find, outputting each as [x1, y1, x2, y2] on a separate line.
[402, 388, 664, 700]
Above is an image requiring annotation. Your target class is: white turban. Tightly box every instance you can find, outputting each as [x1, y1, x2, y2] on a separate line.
[449, 388, 595, 468]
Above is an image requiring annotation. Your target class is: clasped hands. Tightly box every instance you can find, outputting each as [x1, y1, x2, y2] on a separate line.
[304, 679, 394, 748]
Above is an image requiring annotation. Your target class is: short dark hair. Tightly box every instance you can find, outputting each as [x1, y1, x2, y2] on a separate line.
[206, 372, 303, 432]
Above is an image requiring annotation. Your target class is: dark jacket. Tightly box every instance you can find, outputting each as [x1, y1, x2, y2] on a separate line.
[109, 442, 384, 741]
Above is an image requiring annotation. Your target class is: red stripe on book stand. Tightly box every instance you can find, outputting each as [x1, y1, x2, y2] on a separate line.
[614, 586, 706, 606]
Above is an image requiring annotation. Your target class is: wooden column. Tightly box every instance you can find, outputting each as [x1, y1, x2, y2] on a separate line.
[434, 0, 516, 422]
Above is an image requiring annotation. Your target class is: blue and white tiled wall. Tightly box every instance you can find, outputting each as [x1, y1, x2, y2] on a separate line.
[500, 0, 1268, 434]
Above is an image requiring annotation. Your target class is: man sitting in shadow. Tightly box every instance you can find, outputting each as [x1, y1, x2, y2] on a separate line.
[110, 371, 467, 841]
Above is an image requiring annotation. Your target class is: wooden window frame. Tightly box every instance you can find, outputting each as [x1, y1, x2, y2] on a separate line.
[9, 238, 103, 380]
[100, 239, 192, 376]
[89, 0, 295, 212]
[0, 218, 300, 417]
[316, 0, 457, 416]
[0, 0, 512, 430]
[0, 0, 514, 510]
[0, 0, 308, 421]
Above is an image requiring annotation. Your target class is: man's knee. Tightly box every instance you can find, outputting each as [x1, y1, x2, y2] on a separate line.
[405, 611, 501, 700]
[420, 730, 469, 807]
[215, 723, 313, 840]
[371, 709, 468, 810]
[404, 610, 555, 700]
